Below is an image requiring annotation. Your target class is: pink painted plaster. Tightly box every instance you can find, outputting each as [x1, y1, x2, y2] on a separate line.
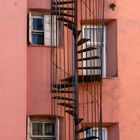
[26, 0, 140, 140]
[0, 0, 27, 140]
[28, 0, 51, 9]
[27, 47, 51, 115]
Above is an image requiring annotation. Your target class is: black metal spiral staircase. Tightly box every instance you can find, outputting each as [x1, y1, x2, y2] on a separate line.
[50, 0, 105, 140]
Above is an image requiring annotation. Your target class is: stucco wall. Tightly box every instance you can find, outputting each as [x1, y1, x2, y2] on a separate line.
[27, 0, 140, 140]
[103, 0, 140, 139]
[28, 0, 50, 9]
[27, 47, 51, 115]
[0, 0, 27, 140]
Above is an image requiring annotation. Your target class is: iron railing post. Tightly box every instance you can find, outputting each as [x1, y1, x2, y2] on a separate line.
[74, 0, 79, 140]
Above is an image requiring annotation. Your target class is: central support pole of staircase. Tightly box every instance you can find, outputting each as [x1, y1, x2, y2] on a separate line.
[74, 0, 79, 140]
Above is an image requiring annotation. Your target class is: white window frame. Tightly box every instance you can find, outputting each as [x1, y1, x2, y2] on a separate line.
[82, 25, 106, 77]
[27, 117, 59, 140]
[84, 127, 108, 140]
[29, 12, 59, 46]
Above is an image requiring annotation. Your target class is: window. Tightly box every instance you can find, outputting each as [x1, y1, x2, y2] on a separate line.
[28, 12, 60, 46]
[31, 15, 44, 45]
[85, 128, 108, 140]
[82, 25, 106, 77]
[27, 117, 59, 140]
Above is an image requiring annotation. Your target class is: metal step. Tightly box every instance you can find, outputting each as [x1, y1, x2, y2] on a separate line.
[65, 110, 76, 117]
[52, 12, 74, 17]
[78, 56, 101, 61]
[65, 110, 83, 125]
[52, 7, 74, 11]
[64, 23, 81, 38]
[78, 47, 97, 53]
[52, 1, 75, 5]
[78, 66, 101, 69]
[57, 17, 75, 25]
[61, 75, 102, 82]
[80, 136, 99, 140]
[52, 83, 73, 89]
[78, 38, 90, 46]
[51, 90, 74, 93]
[52, 96, 75, 101]
[58, 102, 75, 109]
[74, 30, 82, 39]
[75, 118, 83, 125]
[64, 23, 76, 30]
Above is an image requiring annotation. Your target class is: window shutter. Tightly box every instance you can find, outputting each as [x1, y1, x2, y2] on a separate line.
[55, 118, 59, 140]
[44, 15, 59, 46]
[52, 16, 58, 46]
[44, 15, 51, 46]
[28, 12, 32, 44]
[27, 117, 31, 140]
[102, 26, 107, 78]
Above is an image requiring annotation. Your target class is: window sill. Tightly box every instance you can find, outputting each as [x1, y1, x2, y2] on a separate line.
[102, 76, 118, 80]
[28, 45, 63, 48]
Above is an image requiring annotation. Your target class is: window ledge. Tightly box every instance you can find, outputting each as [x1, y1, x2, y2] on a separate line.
[28, 45, 63, 48]
[102, 76, 118, 80]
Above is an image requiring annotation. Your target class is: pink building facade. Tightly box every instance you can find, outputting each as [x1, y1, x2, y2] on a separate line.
[0, 0, 140, 140]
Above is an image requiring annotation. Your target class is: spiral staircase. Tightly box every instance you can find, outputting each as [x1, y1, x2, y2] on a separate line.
[50, 0, 105, 140]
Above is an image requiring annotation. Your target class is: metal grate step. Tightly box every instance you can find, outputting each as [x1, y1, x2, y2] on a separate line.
[78, 56, 101, 61]
[61, 75, 102, 82]
[65, 110, 83, 125]
[75, 118, 83, 125]
[78, 47, 97, 53]
[64, 23, 81, 38]
[52, 83, 73, 89]
[65, 110, 76, 117]
[64, 23, 76, 30]
[57, 17, 75, 24]
[58, 102, 75, 109]
[52, 96, 75, 101]
[52, 1, 75, 5]
[51, 90, 74, 93]
[78, 66, 101, 69]
[52, 7, 74, 11]
[74, 30, 82, 39]
[80, 136, 99, 140]
[78, 38, 90, 46]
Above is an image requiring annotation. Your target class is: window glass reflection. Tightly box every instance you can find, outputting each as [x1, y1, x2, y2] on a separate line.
[33, 18, 44, 31]
[32, 33, 44, 45]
